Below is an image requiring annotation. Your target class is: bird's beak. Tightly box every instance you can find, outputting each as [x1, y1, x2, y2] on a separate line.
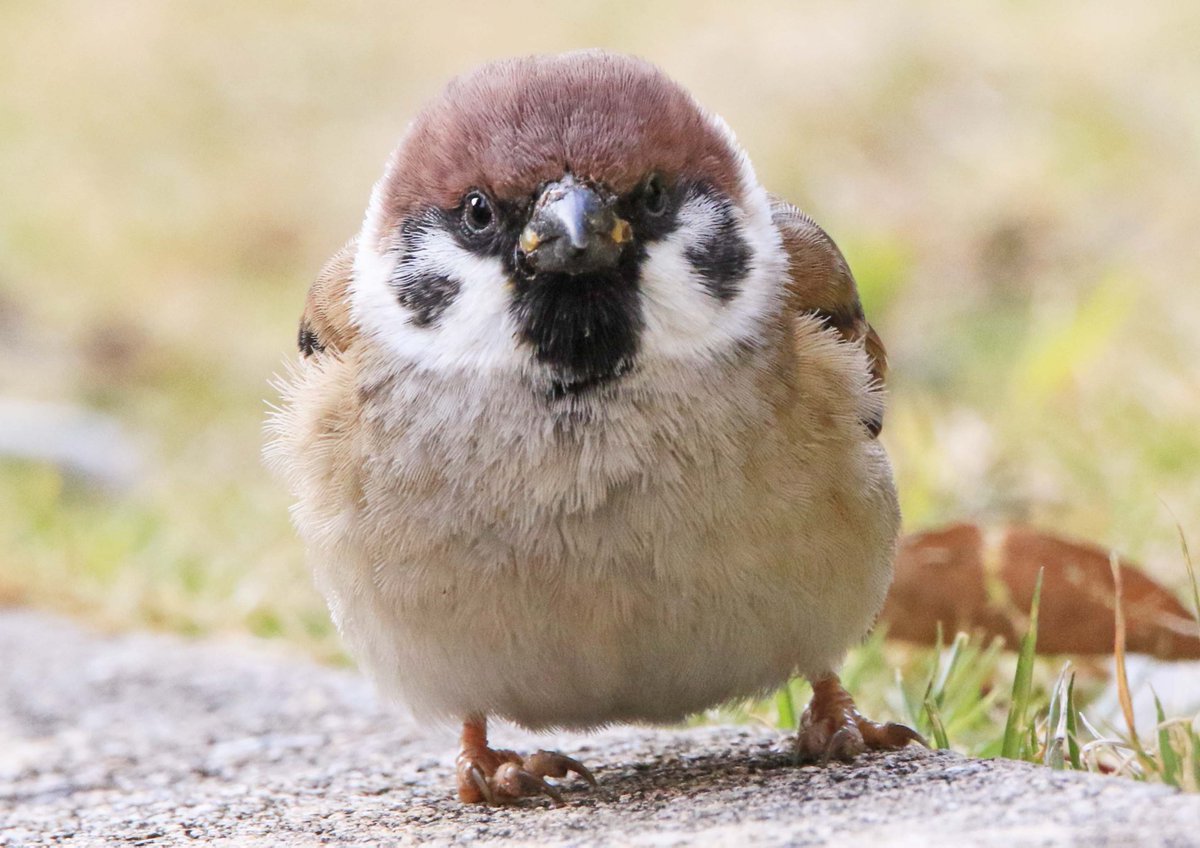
[518, 177, 632, 275]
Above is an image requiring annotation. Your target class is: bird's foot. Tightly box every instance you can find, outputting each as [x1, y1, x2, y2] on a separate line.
[796, 675, 927, 763]
[456, 718, 596, 806]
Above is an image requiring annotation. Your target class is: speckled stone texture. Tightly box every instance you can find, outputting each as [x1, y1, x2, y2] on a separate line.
[2, 609, 1198, 847]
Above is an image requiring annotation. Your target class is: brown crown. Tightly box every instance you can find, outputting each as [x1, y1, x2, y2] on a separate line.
[378, 52, 744, 235]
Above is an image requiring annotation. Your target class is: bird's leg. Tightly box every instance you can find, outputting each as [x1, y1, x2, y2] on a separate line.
[796, 674, 927, 763]
[454, 716, 597, 806]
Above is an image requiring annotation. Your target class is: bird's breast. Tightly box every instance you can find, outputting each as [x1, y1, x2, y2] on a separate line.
[281, 336, 898, 727]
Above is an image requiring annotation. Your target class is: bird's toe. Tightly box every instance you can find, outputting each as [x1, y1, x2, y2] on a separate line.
[795, 675, 927, 764]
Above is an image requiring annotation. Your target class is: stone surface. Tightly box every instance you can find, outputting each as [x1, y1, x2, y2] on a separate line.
[2, 609, 1198, 847]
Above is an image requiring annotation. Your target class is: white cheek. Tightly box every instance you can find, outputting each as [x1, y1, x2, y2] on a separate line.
[350, 230, 525, 373]
[638, 193, 785, 363]
[638, 200, 726, 359]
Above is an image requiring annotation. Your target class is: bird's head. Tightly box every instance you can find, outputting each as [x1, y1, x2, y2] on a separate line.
[351, 51, 785, 398]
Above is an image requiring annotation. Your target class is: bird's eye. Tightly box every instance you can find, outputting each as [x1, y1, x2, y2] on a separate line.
[462, 191, 494, 233]
[641, 175, 668, 217]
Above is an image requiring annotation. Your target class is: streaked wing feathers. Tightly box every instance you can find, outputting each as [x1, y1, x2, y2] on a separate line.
[299, 238, 358, 357]
[771, 197, 888, 435]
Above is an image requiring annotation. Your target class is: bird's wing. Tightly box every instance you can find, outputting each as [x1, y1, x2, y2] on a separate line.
[298, 238, 358, 357]
[771, 196, 888, 436]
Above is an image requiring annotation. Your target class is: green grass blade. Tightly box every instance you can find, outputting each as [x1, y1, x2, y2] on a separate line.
[1027, 721, 1041, 761]
[1046, 734, 1064, 769]
[1065, 673, 1082, 770]
[1190, 724, 1200, 791]
[934, 632, 969, 708]
[1154, 691, 1181, 787]
[942, 636, 1004, 736]
[1002, 568, 1043, 759]
[1177, 525, 1200, 640]
[776, 682, 797, 730]
[1044, 662, 1072, 769]
[905, 657, 934, 729]
[924, 693, 951, 749]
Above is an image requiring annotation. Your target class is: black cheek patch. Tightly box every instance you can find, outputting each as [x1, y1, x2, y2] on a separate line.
[684, 198, 751, 303]
[392, 269, 459, 327]
[389, 216, 461, 328]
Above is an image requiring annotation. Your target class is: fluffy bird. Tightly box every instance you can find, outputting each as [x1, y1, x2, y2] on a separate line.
[267, 50, 922, 806]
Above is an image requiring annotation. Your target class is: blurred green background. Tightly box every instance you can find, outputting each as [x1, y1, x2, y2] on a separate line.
[2, 1, 1197, 660]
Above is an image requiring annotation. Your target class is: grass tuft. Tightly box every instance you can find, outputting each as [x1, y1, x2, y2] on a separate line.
[1002, 568, 1043, 759]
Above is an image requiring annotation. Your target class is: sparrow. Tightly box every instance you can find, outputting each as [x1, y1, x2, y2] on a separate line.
[267, 50, 922, 807]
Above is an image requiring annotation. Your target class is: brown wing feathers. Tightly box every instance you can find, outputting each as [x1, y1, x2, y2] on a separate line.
[299, 239, 357, 357]
[770, 197, 888, 435]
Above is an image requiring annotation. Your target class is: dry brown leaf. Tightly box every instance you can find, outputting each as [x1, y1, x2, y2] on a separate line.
[880, 523, 1200, 660]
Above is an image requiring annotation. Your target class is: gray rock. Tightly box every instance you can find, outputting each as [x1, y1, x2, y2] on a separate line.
[0, 399, 141, 488]
[1, 609, 1197, 847]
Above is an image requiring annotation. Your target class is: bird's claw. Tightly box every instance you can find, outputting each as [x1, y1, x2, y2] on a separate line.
[494, 761, 565, 806]
[860, 719, 927, 751]
[465, 762, 495, 805]
[796, 675, 928, 763]
[524, 750, 598, 788]
[456, 747, 594, 806]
